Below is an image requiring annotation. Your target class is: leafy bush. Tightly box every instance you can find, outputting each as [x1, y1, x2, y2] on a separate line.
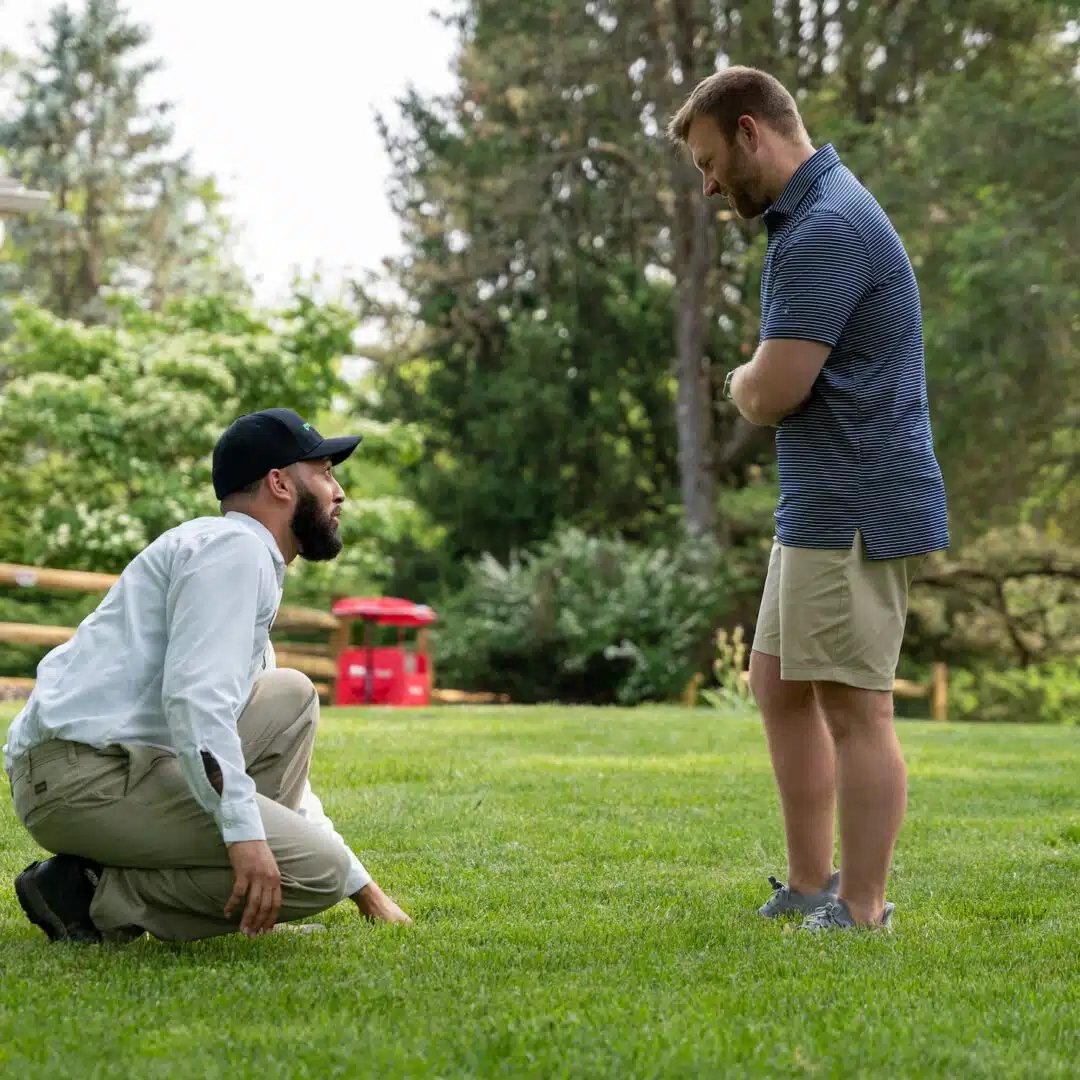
[906, 526, 1079, 668]
[948, 662, 1080, 725]
[0, 296, 428, 581]
[433, 527, 733, 705]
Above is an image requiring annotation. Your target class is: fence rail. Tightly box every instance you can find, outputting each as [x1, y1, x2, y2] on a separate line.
[0, 561, 511, 707]
[684, 661, 949, 720]
[0, 561, 342, 700]
[1, 562, 941, 715]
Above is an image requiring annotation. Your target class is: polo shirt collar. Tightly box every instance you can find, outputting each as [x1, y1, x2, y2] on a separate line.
[764, 143, 841, 224]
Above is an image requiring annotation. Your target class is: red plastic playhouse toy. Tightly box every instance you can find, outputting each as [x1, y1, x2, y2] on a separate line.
[331, 597, 437, 706]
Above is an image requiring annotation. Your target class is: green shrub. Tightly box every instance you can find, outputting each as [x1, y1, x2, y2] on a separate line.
[949, 661, 1080, 724]
[433, 527, 733, 705]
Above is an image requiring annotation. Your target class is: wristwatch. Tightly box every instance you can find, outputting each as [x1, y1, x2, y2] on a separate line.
[722, 369, 736, 401]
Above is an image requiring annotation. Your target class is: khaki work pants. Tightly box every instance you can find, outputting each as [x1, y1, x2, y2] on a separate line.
[8, 670, 351, 942]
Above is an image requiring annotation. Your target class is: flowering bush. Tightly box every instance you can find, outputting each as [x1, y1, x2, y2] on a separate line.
[0, 295, 435, 677]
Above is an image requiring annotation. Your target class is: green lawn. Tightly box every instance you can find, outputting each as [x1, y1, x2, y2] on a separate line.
[2, 703, 1079, 1078]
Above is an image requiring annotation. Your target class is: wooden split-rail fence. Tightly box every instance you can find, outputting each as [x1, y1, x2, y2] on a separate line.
[0, 562, 508, 706]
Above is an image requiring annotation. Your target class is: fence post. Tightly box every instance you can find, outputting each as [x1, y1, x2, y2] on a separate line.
[328, 619, 350, 704]
[930, 662, 948, 722]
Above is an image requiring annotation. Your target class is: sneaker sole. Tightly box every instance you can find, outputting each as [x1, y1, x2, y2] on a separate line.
[758, 903, 807, 919]
[798, 903, 898, 933]
[14, 865, 100, 944]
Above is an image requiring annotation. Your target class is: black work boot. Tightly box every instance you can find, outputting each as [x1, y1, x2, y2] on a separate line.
[15, 855, 104, 943]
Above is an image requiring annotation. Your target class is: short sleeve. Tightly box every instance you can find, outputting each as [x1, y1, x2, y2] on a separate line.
[763, 212, 874, 347]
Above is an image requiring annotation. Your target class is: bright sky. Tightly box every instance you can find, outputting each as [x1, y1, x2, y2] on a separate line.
[0, 0, 459, 305]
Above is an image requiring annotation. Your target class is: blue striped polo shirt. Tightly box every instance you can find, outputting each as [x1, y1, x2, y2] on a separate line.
[760, 143, 949, 560]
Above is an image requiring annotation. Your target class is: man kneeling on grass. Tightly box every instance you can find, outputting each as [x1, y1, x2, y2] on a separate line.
[5, 408, 411, 943]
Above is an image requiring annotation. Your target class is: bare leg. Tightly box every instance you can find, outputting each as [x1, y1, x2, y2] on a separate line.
[749, 650, 836, 893]
[814, 681, 906, 925]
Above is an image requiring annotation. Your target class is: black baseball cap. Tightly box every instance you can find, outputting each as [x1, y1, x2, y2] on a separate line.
[212, 408, 362, 499]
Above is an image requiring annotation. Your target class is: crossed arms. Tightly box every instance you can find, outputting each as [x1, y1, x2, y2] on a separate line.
[727, 337, 831, 427]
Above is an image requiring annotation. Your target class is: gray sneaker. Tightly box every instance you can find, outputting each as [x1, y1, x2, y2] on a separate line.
[798, 897, 895, 932]
[757, 871, 840, 919]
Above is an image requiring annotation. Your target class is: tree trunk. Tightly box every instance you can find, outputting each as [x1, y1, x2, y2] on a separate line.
[786, 0, 802, 63]
[671, 155, 717, 538]
[668, 0, 719, 539]
[813, 0, 828, 83]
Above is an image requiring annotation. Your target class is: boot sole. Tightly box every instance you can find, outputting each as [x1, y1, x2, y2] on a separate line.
[15, 865, 66, 942]
[14, 864, 100, 943]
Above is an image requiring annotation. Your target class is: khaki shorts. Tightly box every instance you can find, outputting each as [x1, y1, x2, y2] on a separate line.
[751, 531, 922, 691]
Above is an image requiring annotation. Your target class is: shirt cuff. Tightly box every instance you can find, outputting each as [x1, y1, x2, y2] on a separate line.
[345, 852, 372, 895]
[216, 797, 266, 844]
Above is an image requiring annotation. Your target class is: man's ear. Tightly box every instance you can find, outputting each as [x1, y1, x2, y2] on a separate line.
[266, 467, 293, 502]
[737, 113, 760, 151]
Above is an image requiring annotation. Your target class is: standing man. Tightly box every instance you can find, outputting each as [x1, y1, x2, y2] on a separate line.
[667, 68, 948, 930]
[6, 408, 411, 943]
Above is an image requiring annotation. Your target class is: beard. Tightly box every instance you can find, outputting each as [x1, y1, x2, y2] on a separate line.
[729, 186, 771, 219]
[724, 145, 772, 219]
[291, 481, 343, 562]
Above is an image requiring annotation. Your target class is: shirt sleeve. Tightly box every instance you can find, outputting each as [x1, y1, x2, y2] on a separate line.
[161, 530, 275, 844]
[762, 212, 874, 347]
[297, 781, 372, 894]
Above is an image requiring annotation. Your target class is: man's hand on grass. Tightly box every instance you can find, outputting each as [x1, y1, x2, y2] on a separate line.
[352, 881, 412, 925]
[225, 839, 282, 936]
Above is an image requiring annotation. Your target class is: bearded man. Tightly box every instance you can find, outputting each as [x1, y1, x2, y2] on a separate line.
[6, 408, 410, 943]
[668, 68, 948, 930]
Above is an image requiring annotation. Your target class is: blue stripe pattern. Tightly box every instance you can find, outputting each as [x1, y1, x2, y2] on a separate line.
[761, 144, 950, 560]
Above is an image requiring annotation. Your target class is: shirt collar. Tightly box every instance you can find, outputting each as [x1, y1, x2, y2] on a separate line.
[764, 143, 841, 224]
[224, 511, 286, 585]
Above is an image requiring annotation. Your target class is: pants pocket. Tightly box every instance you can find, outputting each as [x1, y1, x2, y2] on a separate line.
[15, 744, 130, 830]
[11, 747, 78, 827]
[121, 744, 176, 796]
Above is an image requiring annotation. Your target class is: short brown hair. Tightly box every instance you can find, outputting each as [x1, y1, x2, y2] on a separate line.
[667, 66, 804, 144]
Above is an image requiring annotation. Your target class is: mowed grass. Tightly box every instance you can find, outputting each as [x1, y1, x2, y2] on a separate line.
[2, 704, 1080, 1079]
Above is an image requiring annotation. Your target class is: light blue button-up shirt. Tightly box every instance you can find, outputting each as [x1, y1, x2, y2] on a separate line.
[4, 512, 370, 893]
